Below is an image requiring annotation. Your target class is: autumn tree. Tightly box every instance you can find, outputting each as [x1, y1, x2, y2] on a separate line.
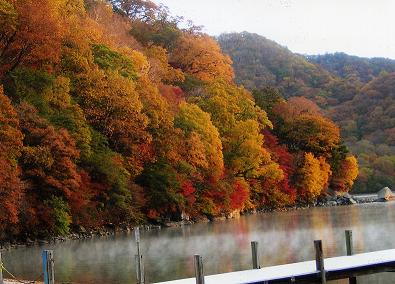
[10, 68, 93, 160]
[287, 97, 322, 116]
[145, 45, 184, 83]
[135, 76, 175, 158]
[262, 130, 297, 205]
[110, 0, 159, 22]
[252, 87, 284, 118]
[170, 34, 234, 82]
[174, 102, 224, 179]
[0, 0, 63, 77]
[87, 0, 141, 49]
[136, 158, 182, 219]
[330, 155, 359, 192]
[0, 85, 24, 232]
[75, 69, 151, 177]
[282, 114, 340, 157]
[295, 153, 332, 202]
[17, 103, 83, 235]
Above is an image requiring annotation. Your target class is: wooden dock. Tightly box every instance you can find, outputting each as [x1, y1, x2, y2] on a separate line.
[154, 248, 395, 283]
[1, 229, 394, 284]
[153, 230, 395, 284]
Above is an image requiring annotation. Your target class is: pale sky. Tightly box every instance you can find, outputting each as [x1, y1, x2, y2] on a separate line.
[152, 0, 395, 59]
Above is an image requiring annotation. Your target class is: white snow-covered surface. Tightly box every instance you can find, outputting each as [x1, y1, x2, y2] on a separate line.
[154, 249, 395, 284]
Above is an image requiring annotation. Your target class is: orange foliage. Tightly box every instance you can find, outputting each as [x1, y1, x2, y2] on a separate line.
[0, 0, 63, 76]
[0, 86, 24, 229]
[159, 85, 185, 109]
[17, 103, 84, 226]
[87, 0, 142, 49]
[296, 153, 332, 202]
[146, 45, 184, 83]
[331, 155, 359, 192]
[170, 34, 234, 82]
[287, 97, 322, 116]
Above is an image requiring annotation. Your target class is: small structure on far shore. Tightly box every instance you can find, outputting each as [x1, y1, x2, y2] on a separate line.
[377, 187, 395, 201]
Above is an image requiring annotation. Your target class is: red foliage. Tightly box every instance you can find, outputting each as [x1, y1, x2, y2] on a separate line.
[0, 158, 24, 228]
[262, 130, 297, 204]
[230, 180, 249, 210]
[278, 171, 297, 201]
[264, 130, 295, 175]
[159, 84, 185, 108]
[0, 86, 24, 231]
[181, 180, 196, 207]
[72, 170, 109, 227]
[147, 209, 159, 219]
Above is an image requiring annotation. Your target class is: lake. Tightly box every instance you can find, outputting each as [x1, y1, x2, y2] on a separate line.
[2, 202, 395, 283]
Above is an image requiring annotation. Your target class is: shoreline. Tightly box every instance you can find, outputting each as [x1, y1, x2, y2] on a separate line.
[0, 194, 382, 251]
[4, 280, 43, 284]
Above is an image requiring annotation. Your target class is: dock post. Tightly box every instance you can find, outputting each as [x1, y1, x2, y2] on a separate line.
[345, 230, 353, 255]
[42, 250, 55, 284]
[0, 252, 3, 284]
[345, 230, 357, 284]
[314, 240, 326, 284]
[135, 227, 145, 284]
[194, 254, 205, 284]
[251, 241, 260, 269]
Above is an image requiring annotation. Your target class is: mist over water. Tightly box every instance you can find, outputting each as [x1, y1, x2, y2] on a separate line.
[3, 203, 395, 283]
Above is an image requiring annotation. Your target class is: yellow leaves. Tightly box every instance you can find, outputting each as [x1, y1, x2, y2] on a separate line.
[170, 34, 234, 83]
[47, 77, 72, 109]
[257, 162, 285, 182]
[197, 81, 272, 135]
[331, 155, 359, 192]
[226, 119, 269, 178]
[175, 102, 224, 178]
[343, 155, 359, 185]
[77, 69, 150, 160]
[146, 45, 184, 83]
[0, 0, 18, 34]
[120, 48, 150, 76]
[22, 146, 54, 169]
[184, 131, 209, 170]
[285, 114, 340, 156]
[297, 153, 332, 202]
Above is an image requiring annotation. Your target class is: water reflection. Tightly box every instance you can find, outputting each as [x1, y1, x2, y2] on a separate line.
[3, 203, 395, 283]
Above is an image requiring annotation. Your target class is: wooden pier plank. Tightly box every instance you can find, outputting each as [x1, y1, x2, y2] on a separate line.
[154, 249, 395, 284]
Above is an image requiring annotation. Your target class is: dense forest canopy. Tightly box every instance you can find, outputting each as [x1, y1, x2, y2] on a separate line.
[218, 32, 395, 194]
[0, 0, 358, 240]
[307, 53, 395, 84]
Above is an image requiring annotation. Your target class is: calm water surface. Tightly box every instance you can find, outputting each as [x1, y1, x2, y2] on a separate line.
[3, 202, 395, 283]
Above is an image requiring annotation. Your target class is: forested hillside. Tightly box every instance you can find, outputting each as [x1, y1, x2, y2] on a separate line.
[218, 32, 395, 193]
[330, 73, 395, 192]
[0, 0, 357, 241]
[307, 53, 395, 84]
[218, 32, 358, 106]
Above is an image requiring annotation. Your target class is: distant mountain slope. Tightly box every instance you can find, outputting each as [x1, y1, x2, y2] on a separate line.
[331, 72, 395, 147]
[307, 53, 395, 84]
[218, 32, 357, 106]
[331, 72, 395, 192]
[218, 31, 395, 193]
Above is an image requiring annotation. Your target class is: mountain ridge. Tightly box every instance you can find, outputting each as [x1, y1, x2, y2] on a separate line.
[218, 31, 395, 193]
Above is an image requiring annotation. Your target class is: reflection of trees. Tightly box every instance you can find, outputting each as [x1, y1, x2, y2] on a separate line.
[6, 204, 395, 283]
